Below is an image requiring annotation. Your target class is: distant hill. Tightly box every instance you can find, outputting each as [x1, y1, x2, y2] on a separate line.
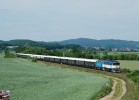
[0, 40, 4, 43]
[0, 39, 80, 50]
[59, 38, 139, 49]
[8, 39, 37, 46]
[0, 38, 139, 49]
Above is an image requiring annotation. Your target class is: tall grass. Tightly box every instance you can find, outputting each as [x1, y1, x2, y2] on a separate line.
[93, 80, 112, 100]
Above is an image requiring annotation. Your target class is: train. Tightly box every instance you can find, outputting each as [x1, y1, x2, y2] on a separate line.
[16, 53, 120, 72]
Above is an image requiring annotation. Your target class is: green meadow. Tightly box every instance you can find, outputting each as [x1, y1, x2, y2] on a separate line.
[0, 54, 110, 100]
[119, 60, 139, 70]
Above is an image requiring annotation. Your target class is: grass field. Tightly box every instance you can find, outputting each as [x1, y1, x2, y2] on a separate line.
[108, 52, 139, 56]
[0, 54, 110, 100]
[118, 60, 139, 70]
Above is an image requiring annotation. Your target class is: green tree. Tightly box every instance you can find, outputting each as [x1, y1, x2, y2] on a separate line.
[4, 50, 16, 58]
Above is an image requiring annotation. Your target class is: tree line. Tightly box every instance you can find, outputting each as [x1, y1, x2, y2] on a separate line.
[15, 46, 139, 60]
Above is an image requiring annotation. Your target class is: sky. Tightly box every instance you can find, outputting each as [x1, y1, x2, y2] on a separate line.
[0, 0, 139, 42]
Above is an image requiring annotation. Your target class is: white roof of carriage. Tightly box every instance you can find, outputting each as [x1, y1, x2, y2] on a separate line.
[17, 53, 97, 62]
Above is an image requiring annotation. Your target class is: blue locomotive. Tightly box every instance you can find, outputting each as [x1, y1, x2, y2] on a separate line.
[96, 60, 120, 72]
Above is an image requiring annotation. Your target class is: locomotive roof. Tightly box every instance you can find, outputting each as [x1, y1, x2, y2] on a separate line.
[104, 60, 119, 63]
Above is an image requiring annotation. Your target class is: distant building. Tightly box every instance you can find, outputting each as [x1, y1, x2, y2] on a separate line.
[7, 46, 18, 49]
[112, 48, 118, 52]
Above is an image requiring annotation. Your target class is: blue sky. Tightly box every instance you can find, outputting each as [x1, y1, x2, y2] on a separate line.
[0, 0, 139, 41]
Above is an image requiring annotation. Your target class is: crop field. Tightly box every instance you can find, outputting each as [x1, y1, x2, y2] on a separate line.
[0, 54, 110, 100]
[108, 52, 139, 56]
[118, 60, 139, 70]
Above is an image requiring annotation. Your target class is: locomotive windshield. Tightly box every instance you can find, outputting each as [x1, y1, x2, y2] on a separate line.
[113, 63, 120, 65]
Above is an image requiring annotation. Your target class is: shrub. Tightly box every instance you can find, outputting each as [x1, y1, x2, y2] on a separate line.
[4, 50, 16, 58]
[120, 68, 131, 73]
[127, 70, 139, 83]
[32, 58, 37, 62]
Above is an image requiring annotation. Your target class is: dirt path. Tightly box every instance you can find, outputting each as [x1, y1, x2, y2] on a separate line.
[100, 76, 126, 100]
[116, 78, 126, 100]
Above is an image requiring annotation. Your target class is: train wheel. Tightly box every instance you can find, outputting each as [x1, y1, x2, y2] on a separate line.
[102, 67, 105, 71]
